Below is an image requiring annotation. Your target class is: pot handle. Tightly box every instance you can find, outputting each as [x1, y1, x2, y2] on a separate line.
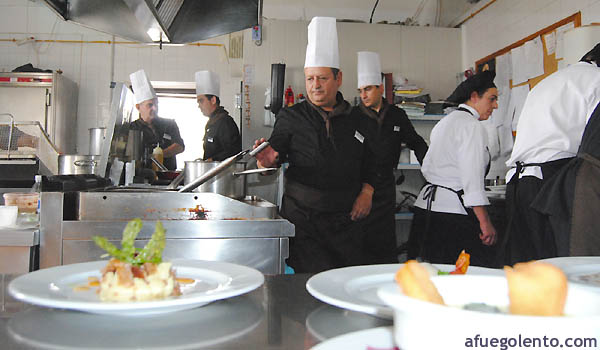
[233, 168, 278, 176]
[74, 160, 97, 167]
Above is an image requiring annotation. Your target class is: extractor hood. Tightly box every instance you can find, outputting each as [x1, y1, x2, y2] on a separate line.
[42, 0, 260, 44]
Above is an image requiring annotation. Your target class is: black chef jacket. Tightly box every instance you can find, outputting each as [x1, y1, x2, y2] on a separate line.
[130, 116, 184, 170]
[268, 92, 378, 273]
[203, 106, 242, 161]
[358, 99, 428, 264]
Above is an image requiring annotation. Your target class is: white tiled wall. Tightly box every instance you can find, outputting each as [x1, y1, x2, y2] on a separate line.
[461, 0, 600, 70]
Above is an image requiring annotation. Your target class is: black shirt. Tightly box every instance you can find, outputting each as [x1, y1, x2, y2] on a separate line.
[130, 116, 184, 170]
[269, 92, 378, 201]
[359, 99, 428, 187]
[203, 106, 242, 161]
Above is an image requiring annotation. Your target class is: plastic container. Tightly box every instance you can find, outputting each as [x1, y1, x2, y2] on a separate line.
[0, 205, 18, 227]
[3, 193, 39, 213]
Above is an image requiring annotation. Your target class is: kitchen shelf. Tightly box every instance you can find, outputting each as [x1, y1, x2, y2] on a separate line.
[397, 163, 421, 170]
[408, 114, 445, 121]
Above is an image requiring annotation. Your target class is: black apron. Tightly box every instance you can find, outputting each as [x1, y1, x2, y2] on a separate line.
[529, 101, 600, 256]
[281, 179, 366, 273]
[407, 107, 494, 266]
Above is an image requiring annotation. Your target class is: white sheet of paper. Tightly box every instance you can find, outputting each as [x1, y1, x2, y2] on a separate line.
[508, 85, 530, 131]
[511, 45, 529, 85]
[524, 37, 545, 79]
[495, 52, 512, 89]
[555, 22, 575, 59]
[492, 86, 511, 128]
[544, 31, 557, 55]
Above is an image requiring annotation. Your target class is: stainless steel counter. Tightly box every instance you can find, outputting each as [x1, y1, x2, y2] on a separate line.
[0, 228, 38, 274]
[40, 191, 295, 274]
[0, 273, 391, 350]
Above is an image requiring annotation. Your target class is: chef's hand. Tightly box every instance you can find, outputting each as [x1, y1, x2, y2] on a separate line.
[254, 138, 279, 168]
[350, 184, 374, 221]
[479, 220, 497, 246]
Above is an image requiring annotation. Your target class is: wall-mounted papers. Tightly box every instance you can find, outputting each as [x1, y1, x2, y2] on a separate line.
[511, 37, 545, 85]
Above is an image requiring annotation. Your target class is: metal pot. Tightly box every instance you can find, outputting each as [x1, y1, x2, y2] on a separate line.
[184, 160, 248, 198]
[88, 127, 106, 155]
[58, 154, 101, 175]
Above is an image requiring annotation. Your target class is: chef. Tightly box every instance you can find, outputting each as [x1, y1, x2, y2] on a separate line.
[129, 69, 184, 170]
[502, 43, 600, 263]
[253, 17, 378, 273]
[407, 70, 498, 267]
[195, 70, 241, 161]
[355, 51, 428, 264]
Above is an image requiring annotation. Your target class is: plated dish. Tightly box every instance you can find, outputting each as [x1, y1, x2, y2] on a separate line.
[8, 259, 264, 316]
[539, 256, 600, 290]
[378, 274, 600, 350]
[311, 326, 395, 350]
[306, 263, 502, 319]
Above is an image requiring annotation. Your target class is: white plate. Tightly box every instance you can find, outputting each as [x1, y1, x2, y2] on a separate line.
[8, 259, 264, 316]
[538, 256, 600, 290]
[311, 326, 395, 350]
[306, 263, 503, 319]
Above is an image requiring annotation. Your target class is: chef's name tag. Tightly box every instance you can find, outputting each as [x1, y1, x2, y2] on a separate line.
[394, 126, 401, 132]
[354, 131, 364, 143]
[207, 137, 214, 143]
[163, 133, 172, 140]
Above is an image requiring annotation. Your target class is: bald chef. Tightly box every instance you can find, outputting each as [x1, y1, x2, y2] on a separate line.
[253, 17, 378, 273]
[195, 70, 241, 161]
[355, 51, 428, 264]
[129, 69, 184, 170]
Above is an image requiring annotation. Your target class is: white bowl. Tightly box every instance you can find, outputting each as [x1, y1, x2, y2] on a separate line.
[377, 275, 600, 350]
[0, 205, 18, 227]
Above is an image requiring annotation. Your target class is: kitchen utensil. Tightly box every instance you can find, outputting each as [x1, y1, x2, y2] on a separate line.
[88, 127, 106, 155]
[58, 155, 100, 175]
[151, 157, 169, 172]
[178, 141, 271, 193]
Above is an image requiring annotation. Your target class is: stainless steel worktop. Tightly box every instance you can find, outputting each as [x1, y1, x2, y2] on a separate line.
[0, 273, 391, 350]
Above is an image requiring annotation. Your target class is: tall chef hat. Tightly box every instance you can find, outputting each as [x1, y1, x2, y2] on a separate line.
[304, 17, 340, 69]
[357, 51, 382, 88]
[195, 70, 220, 97]
[129, 69, 157, 104]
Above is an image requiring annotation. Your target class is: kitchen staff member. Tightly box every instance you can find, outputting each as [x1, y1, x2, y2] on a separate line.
[407, 70, 498, 266]
[195, 70, 241, 161]
[503, 43, 600, 263]
[253, 17, 378, 273]
[129, 69, 184, 170]
[355, 51, 428, 264]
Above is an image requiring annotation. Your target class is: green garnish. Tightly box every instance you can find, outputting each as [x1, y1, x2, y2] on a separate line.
[92, 218, 166, 266]
[437, 270, 450, 275]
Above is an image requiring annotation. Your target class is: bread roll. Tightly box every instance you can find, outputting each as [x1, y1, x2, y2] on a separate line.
[504, 262, 567, 316]
[395, 260, 445, 305]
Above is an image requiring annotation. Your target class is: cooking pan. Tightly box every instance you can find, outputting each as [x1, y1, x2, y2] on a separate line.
[156, 170, 181, 181]
[178, 142, 272, 193]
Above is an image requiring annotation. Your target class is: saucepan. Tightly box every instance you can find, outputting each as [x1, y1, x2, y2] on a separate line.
[172, 142, 275, 197]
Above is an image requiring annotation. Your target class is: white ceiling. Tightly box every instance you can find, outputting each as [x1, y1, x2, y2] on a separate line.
[262, 0, 481, 28]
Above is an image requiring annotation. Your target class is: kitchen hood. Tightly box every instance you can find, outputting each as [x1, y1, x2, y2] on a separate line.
[42, 0, 260, 44]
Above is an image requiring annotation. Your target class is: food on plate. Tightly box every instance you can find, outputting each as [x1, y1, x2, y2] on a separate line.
[395, 260, 445, 305]
[436, 249, 471, 275]
[92, 218, 182, 302]
[504, 262, 567, 316]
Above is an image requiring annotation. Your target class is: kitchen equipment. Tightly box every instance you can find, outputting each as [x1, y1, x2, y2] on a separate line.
[58, 155, 100, 175]
[88, 127, 106, 155]
[156, 170, 181, 181]
[179, 141, 271, 193]
[183, 160, 247, 198]
[151, 156, 169, 172]
[0, 205, 18, 227]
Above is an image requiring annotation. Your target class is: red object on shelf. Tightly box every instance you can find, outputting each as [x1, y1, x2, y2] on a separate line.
[285, 86, 294, 106]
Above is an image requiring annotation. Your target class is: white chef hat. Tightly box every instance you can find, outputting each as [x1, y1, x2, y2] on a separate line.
[195, 70, 220, 97]
[129, 69, 157, 104]
[357, 51, 382, 88]
[304, 17, 340, 69]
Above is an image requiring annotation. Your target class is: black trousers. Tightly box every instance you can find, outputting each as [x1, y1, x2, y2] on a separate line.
[361, 185, 398, 264]
[280, 194, 366, 273]
[407, 207, 497, 267]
